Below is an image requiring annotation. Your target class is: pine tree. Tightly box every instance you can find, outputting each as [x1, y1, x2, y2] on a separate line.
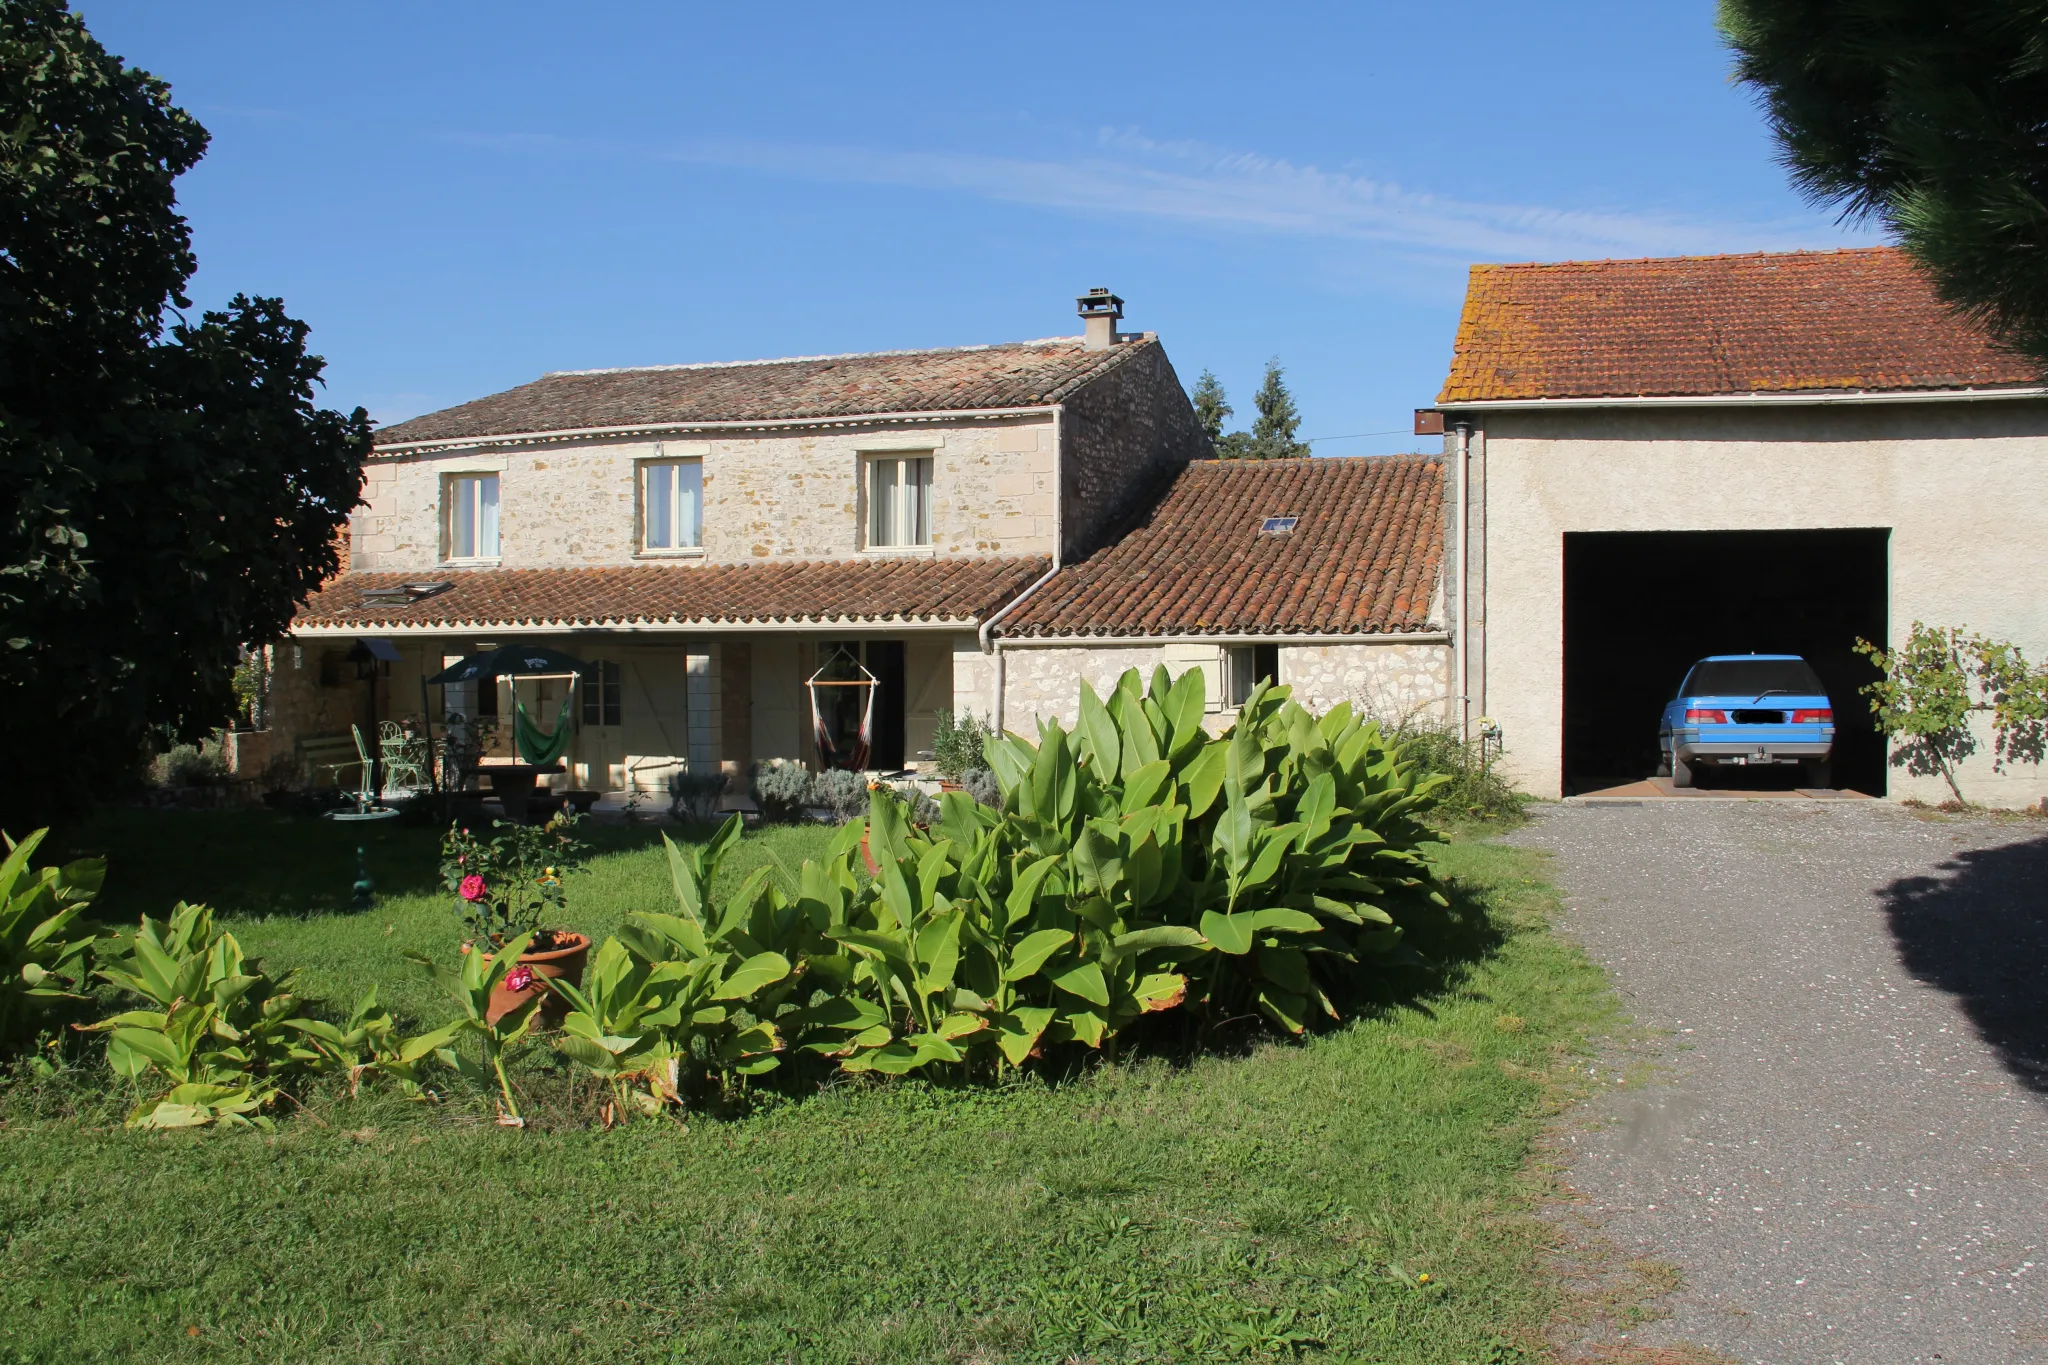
[1721, 1, 2048, 367]
[1191, 369, 1231, 444]
[1248, 358, 1311, 459]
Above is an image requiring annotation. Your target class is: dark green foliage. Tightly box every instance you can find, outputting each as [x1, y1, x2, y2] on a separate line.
[0, 1, 370, 826]
[1720, 1, 2048, 366]
[666, 768, 728, 823]
[1191, 367, 1231, 444]
[1209, 357, 1313, 459]
[0, 828, 103, 1040]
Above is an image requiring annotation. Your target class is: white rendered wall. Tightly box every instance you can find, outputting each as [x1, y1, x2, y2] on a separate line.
[1477, 401, 2048, 807]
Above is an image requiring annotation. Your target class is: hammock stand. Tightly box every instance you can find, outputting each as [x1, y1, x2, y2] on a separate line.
[807, 649, 877, 771]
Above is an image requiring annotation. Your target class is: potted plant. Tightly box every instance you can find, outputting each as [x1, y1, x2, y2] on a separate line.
[931, 709, 995, 792]
[439, 812, 590, 1027]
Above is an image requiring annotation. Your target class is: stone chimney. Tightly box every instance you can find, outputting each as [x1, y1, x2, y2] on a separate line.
[1077, 288, 1124, 350]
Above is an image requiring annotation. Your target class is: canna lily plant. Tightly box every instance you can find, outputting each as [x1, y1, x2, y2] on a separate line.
[0, 828, 107, 1043]
[407, 931, 546, 1121]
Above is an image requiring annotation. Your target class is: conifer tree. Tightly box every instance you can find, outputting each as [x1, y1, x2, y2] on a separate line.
[1191, 369, 1230, 445]
[1248, 359, 1311, 459]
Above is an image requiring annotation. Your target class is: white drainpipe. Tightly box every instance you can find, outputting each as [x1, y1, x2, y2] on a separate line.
[1453, 420, 1471, 742]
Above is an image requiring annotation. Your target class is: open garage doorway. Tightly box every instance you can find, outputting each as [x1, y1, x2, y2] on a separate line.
[1562, 529, 1889, 795]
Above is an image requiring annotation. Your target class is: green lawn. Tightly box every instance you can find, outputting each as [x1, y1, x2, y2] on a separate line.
[0, 809, 1611, 1365]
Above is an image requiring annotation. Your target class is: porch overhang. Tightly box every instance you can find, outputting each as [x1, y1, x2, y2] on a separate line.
[290, 558, 1049, 638]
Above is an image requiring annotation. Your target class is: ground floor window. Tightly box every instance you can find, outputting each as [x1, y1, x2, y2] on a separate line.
[1225, 643, 1280, 707]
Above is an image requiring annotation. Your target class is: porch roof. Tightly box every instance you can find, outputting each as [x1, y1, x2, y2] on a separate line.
[291, 557, 1050, 634]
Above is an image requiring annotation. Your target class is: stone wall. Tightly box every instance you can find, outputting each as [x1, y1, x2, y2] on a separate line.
[1058, 343, 1209, 561]
[1279, 642, 1454, 727]
[352, 415, 1059, 573]
[994, 637, 1450, 735]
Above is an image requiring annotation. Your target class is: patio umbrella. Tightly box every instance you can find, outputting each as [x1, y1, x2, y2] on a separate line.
[425, 644, 590, 686]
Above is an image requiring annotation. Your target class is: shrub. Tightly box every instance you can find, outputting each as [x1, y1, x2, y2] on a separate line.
[961, 767, 1002, 807]
[0, 831, 106, 1044]
[439, 813, 588, 945]
[150, 740, 226, 788]
[811, 768, 868, 821]
[931, 709, 996, 780]
[666, 768, 727, 824]
[1388, 717, 1523, 823]
[749, 759, 813, 823]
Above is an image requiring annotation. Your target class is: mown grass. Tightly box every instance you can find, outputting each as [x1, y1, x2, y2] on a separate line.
[0, 809, 1611, 1365]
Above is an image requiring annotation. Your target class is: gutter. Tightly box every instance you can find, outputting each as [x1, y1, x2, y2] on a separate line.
[372, 404, 1062, 456]
[995, 630, 1450, 647]
[291, 617, 985, 639]
[1433, 385, 2048, 414]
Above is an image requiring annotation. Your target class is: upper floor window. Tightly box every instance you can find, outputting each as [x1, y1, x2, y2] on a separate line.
[642, 459, 703, 551]
[868, 455, 931, 548]
[447, 474, 499, 560]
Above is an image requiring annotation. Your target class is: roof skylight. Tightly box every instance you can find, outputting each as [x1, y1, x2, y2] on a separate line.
[1260, 516, 1299, 534]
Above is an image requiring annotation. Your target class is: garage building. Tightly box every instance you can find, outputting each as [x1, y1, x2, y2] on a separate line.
[1425, 247, 2048, 807]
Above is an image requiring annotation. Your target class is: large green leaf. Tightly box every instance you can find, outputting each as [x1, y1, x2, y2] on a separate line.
[1049, 960, 1109, 1006]
[1077, 681, 1122, 779]
[1005, 928, 1073, 981]
[712, 951, 792, 1001]
[991, 1006, 1055, 1065]
[1199, 910, 1255, 955]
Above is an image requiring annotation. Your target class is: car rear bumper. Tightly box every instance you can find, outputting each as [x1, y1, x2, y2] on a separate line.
[1673, 735, 1832, 765]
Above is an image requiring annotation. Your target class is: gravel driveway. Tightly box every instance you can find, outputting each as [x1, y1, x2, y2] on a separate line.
[1510, 801, 2048, 1365]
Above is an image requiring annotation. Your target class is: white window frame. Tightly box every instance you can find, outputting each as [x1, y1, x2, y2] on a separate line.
[866, 454, 933, 550]
[445, 473, 500, 561]
[638, 458, 705, 555]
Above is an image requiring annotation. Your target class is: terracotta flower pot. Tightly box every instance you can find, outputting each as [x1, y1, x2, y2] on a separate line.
[859, 832, 879, 876]
[476, 931, 590, 1028]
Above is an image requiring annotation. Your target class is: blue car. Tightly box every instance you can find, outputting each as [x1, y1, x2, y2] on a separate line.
[1658, 654, 1836, 789]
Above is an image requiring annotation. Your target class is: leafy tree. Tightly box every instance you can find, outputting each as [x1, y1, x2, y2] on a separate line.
[1204, 358, 1312, 460]
[1190, 369, 1230, 445]
[1720, 2, 2048, 365]
[0, 0, 369, 825]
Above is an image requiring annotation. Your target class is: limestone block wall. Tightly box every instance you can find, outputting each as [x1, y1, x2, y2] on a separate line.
[1279, 642, 1454, 727]
[351, 415, 1059, 573]
[1058, 344, 1208, 561]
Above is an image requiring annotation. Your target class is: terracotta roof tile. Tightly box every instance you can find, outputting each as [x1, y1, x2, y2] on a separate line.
[1004, 457, 1442, 638]
[293, 557, 1050, 632]
[1438, 247, 2038, 403]
[375, 337, 1157, 447]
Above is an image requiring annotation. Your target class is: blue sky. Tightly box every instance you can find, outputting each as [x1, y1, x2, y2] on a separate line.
[81, 2, 1869, 452]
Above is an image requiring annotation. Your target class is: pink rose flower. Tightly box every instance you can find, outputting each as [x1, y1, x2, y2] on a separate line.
[458, 874, 487, 902]
[504, 965, 535, 993]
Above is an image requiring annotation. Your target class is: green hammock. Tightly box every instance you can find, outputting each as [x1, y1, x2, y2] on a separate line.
[514, 697, 575, 765]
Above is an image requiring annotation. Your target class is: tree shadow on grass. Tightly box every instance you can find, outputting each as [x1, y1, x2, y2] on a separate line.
[1878, 833, 2048, 1093]
[51, 807, 448, 921]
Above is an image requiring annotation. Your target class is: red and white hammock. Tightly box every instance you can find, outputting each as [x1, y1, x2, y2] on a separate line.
[807, 650, 877, 771]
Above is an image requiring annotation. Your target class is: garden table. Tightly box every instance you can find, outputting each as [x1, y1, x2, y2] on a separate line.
[477, 762, 564, 822]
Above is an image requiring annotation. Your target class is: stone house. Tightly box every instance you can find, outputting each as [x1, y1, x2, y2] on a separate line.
[268, 292, 1207, 794]
[263, 289, 1458, 798]
[1420, 246, 2048, 807]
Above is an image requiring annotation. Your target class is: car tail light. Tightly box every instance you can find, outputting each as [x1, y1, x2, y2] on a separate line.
[1792, 709, 1833, 723]
[1684, 709, 1727, 724]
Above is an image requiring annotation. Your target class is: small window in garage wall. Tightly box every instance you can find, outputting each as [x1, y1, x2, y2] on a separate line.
[581, 659, 622, 726]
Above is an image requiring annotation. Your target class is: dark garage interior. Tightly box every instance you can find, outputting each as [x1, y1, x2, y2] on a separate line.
[1562, 529, 1890, 795]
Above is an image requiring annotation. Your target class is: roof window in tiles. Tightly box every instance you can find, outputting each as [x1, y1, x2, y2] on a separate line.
[1260, 516, 1300, 534]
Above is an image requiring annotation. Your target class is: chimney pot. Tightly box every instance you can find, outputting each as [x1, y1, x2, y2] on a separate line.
[1077, 287, 1123, 350]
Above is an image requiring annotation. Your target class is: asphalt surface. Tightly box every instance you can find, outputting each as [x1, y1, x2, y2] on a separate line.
[1510, 801, 2048, 1364]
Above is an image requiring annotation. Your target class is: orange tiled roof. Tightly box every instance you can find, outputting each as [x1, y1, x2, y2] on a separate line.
[1002, 456, 1442, 638]
[1437, 247, 2039, 404]
[375, 337, 1157, 447]
[292, 557, 1050, 632]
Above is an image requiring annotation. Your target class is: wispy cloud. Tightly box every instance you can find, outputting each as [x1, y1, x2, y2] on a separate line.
[446, 125, 1862, 265]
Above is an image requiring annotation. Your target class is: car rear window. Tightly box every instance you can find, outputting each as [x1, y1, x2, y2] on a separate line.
[1681, 658, 1826, 698]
